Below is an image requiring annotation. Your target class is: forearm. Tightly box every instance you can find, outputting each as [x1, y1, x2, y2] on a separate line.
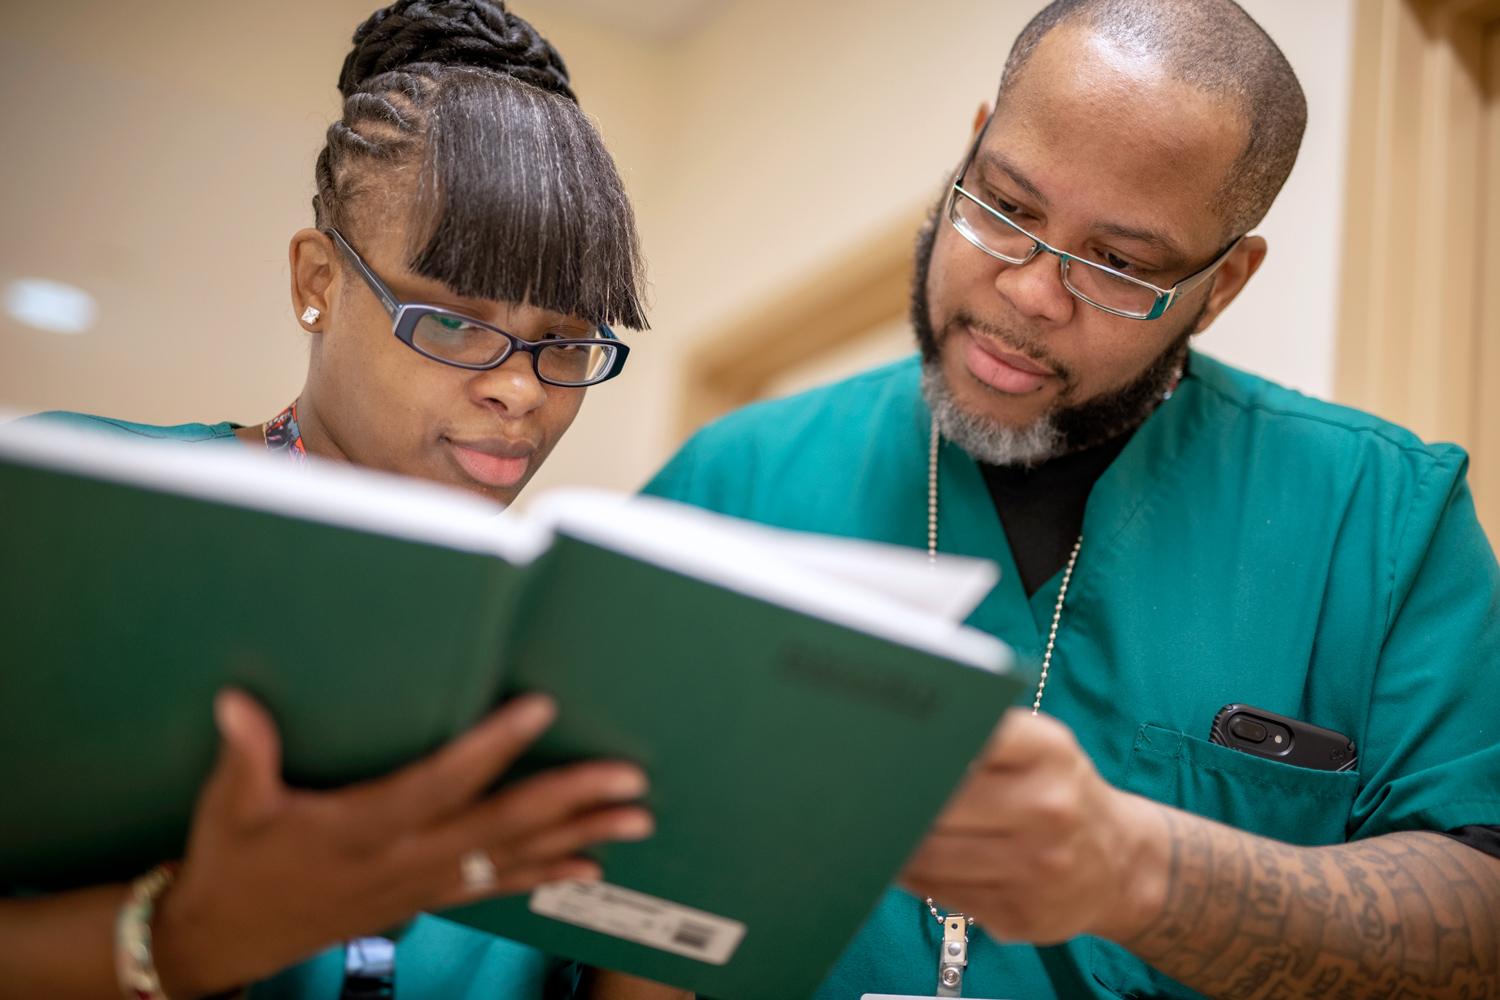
[0, 884, 126, 1000]
[582, 967, 695, 1000]
[1123, 809, 1500, 1000]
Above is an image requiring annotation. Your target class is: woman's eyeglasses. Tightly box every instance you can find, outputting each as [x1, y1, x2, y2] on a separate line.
[323, 228, 629, 387]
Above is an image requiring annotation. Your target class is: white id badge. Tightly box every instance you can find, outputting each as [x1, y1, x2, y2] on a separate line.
[529, 879, 746, 965]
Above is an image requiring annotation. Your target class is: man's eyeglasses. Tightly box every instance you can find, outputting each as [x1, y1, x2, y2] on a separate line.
[323, 227, 629, 387]
[947, 123, 1242, 321]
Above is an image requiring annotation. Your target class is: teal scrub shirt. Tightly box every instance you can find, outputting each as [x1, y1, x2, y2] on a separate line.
[644, 351, 1500, 1000]
[25, 411, 244, 444]
[249, 914, 566, 1000]
[15, 410, 569, 1000]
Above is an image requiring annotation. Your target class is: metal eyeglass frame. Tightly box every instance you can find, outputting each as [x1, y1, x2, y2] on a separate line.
[322, 227, 630, 386]
[948, 120, 1243, 321]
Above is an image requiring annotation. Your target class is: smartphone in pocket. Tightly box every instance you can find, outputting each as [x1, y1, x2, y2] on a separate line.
[1209, 703, 1357, 772]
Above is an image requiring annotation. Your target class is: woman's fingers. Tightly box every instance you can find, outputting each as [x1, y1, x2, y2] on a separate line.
[415, 768, 651, 902]
[429, 856, 604, 909]
[428, 802, 652, 908]
[201, 689, 287, 828]
[496, 804, 654, 866]
[349, 693, 559, 830]
[446, 760, 648, 850]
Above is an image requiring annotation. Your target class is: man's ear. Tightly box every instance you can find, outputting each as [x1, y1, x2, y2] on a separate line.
[972, 101, 994, 139]
[289, 229, 337, 332]
[1193, 235, 1267, 334]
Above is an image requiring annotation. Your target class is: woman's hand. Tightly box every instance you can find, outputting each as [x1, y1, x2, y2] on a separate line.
[148, 688, 652, 998]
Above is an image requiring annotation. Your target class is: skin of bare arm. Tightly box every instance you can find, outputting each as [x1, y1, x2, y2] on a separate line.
[0, 691, 652, 1000]
[903, 710, 1500, 1000]
[584, 969, 695, 1000]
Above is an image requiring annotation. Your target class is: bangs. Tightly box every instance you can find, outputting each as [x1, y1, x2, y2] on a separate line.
[406, 69, 648, 329]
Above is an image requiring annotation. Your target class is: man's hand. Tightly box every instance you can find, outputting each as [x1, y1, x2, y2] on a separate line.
[901, 708, 1170, 945]
[902, 709, 1500, 1000]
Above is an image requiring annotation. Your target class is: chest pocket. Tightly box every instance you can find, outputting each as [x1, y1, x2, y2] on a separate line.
[1089, 723, 1361, 1000]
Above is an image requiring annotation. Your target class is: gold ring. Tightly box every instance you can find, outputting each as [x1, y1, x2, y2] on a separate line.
[460, 848, 497, 892]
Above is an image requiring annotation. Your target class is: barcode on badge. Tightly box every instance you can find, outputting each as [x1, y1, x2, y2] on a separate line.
[529, 879, 747, 965]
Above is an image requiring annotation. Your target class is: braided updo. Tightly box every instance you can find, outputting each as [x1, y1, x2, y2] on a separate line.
[313, 0, 648, 329]
[339, 0, 575, 103]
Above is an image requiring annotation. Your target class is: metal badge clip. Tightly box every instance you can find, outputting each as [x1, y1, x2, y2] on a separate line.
[937, 913, 969, 997]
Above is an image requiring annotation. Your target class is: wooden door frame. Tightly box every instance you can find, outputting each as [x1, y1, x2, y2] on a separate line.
[1337, 0, 1500, 527]
[675, 208, 928, 439]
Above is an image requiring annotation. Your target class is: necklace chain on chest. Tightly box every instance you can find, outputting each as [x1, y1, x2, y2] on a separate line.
[924, 414, 1081, 995]
[927, 415, 1080, 717]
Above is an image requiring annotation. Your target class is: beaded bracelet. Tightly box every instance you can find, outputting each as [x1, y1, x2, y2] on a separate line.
[115, 863, 178, 1000]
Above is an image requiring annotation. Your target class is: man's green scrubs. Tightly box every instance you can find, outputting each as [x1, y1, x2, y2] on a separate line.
[645, 351, 1500, 1000]
[18, 411, 570, 1000]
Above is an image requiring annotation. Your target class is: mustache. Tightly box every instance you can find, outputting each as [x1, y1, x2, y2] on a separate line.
[909, 200, 1079, 389]
[941, 307, 1076, 386]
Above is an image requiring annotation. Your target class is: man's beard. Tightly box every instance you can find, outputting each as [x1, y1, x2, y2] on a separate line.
[910, 202, 1201, 468]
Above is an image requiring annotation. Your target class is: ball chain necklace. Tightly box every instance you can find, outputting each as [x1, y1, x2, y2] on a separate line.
[926, 414, 1082, 716]
[923, 413, 1081, 997]
[919, 367, 1179, 996]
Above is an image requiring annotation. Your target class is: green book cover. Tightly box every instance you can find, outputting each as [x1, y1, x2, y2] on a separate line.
[0, 419, 1024, 1000]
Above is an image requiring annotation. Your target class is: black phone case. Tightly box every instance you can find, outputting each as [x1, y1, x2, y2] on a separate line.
[1209, 703, 1358, 772]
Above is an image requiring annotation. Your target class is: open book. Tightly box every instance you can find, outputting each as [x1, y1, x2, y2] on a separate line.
[0, 418, 1024, 1000]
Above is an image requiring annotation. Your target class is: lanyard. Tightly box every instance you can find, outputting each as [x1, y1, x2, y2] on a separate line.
[263, 400, 308, 462]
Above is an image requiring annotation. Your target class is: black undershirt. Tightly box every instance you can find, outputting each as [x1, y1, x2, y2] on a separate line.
[975, 435, 1500, 861]
[978, 430, 1134, 598]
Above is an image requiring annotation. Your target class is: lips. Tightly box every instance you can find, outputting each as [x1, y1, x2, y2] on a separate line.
[963, 329, 1056, 394]
[448, 438, 535, 488]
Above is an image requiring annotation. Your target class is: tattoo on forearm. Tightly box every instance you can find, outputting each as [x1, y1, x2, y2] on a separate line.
[1124, 817, 1500, 1000]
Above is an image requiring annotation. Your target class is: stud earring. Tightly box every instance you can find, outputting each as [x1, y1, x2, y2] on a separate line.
[301, 306, 321, 324]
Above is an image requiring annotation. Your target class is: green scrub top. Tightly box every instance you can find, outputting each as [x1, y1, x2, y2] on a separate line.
[644, 351, 1500, 1000]
[248, 915, 565, 1000]
[24, 411, 243, 444]
[14, 410, 569, 1000]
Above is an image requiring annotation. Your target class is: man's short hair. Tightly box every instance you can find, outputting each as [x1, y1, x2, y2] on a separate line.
[1000, 0, 1307, 239]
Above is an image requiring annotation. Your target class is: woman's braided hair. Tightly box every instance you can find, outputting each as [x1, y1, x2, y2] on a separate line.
[313, 0, 648, 329]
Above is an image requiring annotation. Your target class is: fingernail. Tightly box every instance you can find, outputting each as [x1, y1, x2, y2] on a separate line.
[570, 860, 604, 881]
[512, 695, 556, 736]
[214, 690, 245, 740]
[613, 812, 654, 841]
[606, 769, 648, 801]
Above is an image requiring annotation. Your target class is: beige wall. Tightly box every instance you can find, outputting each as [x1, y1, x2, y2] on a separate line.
[0, 1, 374, 425]
[0, 0, 1356, 500]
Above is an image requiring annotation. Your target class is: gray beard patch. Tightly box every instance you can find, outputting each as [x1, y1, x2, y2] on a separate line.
[920, 361, 1065, 468]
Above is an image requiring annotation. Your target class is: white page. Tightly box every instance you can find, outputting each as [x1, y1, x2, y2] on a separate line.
[523, 490, 1010, 673]
[525, 490, 996, 623]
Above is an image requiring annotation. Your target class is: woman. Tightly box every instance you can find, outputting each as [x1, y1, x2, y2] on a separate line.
[1, 3, 687, 998]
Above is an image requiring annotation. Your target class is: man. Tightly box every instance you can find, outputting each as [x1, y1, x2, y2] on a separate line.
[646, 1, 1500, 998]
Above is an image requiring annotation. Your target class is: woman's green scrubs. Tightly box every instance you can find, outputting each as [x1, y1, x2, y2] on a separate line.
[21, 410, 570, 1000]
[645, 351, 1500, 1000]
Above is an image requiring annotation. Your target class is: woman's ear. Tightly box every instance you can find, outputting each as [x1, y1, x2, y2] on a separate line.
[289, 229, 336, 332]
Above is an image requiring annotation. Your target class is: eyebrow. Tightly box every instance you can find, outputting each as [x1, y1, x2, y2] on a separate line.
[1091, 221, 1189, 263]
[975, 150, 1191, 264]
[978, 150, 1049, 208]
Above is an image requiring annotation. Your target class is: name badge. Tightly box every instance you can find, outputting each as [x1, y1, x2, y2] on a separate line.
[529, 878, 746, 965]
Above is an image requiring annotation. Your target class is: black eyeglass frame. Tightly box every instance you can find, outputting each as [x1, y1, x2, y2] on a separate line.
[949, 117, 1243, 321]
[322, 227, 630, 386]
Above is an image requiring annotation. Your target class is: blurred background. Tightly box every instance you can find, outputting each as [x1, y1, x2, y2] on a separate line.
[3, 0, 1498, 526]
